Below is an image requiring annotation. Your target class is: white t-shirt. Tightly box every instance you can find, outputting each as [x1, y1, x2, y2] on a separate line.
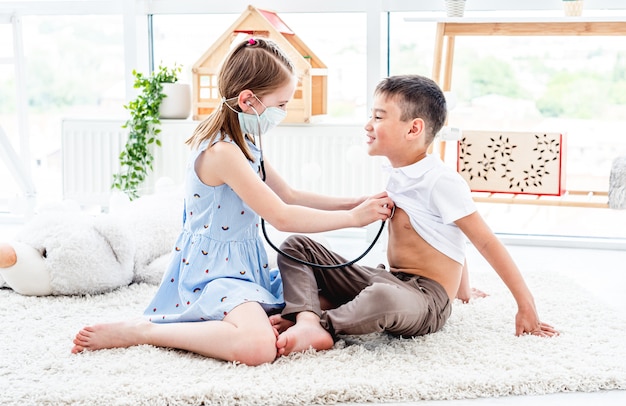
[384, 155, 477, 265]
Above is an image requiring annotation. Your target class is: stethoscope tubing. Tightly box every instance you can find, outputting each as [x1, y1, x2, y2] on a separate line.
[260, 216, 386, 269]
[248, 102, 387, 269]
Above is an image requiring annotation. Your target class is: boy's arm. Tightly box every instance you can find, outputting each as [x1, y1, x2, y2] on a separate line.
[455, 212, 558, 337]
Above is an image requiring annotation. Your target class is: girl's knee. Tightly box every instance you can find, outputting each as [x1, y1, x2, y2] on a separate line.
[225, 303, 279, 366]
[234, 327, 277, 366]
[238, 344, 276, 366]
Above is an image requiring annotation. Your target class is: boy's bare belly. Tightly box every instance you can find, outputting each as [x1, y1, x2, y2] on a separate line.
[386, 207, 463, 300]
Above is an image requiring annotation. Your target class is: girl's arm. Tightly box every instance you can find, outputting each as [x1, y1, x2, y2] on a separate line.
[196, 141, 392, 234]
[262, 157, 368, 210]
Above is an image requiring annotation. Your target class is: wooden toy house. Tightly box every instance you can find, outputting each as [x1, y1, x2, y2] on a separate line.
[191, 5, 328, 123]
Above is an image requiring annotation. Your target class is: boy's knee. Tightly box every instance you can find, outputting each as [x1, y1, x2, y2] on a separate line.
[279, 234, 310, 251]
[367, 282, 399, 298]
[365, 283, 413, 313]
[367, 283, 435, 336]
[277, 235, 314, 266]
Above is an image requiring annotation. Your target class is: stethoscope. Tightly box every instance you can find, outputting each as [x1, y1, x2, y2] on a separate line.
[247, 102, 391, 269]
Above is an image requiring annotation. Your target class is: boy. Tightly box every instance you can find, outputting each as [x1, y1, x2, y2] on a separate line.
[270, 74, 558, 355]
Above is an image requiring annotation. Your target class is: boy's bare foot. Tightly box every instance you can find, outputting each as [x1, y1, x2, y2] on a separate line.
[269, 314, 295, 334]
[470, 287, 488, 300]
[71, 318, 151, 354]
[275, 312, 333, 356]
[457, 287, 489, 304]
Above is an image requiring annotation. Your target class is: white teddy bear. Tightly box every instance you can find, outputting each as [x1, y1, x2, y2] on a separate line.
[0, 187, 183, 296]
[0, 180, 331, 297]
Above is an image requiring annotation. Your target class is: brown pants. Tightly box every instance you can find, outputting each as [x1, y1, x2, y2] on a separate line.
[277, 235, 451, 339]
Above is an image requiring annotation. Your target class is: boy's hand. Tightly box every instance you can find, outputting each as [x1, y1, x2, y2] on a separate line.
[515, 310, 559, 337]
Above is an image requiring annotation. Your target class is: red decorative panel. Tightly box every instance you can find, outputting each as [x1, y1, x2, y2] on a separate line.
[457, 130, 567, 196]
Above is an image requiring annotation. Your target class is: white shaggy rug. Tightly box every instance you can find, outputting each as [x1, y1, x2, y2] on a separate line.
[1, 269, 625, 406]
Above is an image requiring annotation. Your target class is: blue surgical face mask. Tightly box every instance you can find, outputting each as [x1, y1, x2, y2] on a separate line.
[239, 105, 286, 136]
[223, 95, 287, 136]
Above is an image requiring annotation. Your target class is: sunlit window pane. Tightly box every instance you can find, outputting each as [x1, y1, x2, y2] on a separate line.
[390, 15, 626, 239]
[0, 15, 124, 206]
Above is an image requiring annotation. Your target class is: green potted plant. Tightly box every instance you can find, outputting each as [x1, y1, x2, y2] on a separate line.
[112, 64, 182, 200]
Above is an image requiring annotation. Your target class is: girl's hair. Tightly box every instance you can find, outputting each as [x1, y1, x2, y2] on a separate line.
[186, 38, 295, 160]
[374, 75, 447, 145]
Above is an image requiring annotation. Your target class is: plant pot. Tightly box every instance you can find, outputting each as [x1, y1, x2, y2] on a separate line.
[444, 0, 466, 18]
[159, 83, 191, 119]
[562, 0, 584, 17]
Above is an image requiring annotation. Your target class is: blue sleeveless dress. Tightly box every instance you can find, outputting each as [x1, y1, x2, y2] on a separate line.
[144, 136, 284, 323]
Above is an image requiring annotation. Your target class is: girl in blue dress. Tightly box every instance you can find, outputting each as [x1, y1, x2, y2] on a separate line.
[71, 37, 394, 366]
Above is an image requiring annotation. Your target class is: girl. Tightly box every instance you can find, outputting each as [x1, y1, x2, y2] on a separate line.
[71, 38, 393, 366]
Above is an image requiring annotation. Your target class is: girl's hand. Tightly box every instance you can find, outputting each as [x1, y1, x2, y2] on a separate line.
[351, 192, 394, 227]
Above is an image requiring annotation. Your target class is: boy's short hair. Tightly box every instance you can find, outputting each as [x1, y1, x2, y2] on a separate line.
[374, 75, 447, 144]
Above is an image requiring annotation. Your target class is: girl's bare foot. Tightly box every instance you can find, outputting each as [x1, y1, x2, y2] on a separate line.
[71, 318, 151, 354]
[269, 314, 294, 334]
[275, 312, 333, 356]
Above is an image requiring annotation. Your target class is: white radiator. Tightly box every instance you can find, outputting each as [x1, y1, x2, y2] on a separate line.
[62, 119, 129, 208]
[61, 119, 389, 209]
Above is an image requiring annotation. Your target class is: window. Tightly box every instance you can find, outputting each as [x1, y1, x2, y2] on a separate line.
[2, 2, 625, 242]
[0, 14, 124, 205]
[389, 13, 626, 239]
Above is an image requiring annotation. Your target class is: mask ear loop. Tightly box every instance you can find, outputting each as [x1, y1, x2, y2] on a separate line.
[246, 102, 265, 178]
[252, 102, 388, 269]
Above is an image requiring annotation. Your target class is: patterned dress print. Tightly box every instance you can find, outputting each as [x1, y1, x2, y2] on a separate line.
[144, 135, 284, 322]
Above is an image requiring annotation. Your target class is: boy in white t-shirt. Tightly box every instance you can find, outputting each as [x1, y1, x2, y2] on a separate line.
[270, 74, 558, 355]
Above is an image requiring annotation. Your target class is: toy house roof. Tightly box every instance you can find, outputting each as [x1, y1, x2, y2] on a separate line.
[192, 5, 326, 72]
[250, 8, 294, 35]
